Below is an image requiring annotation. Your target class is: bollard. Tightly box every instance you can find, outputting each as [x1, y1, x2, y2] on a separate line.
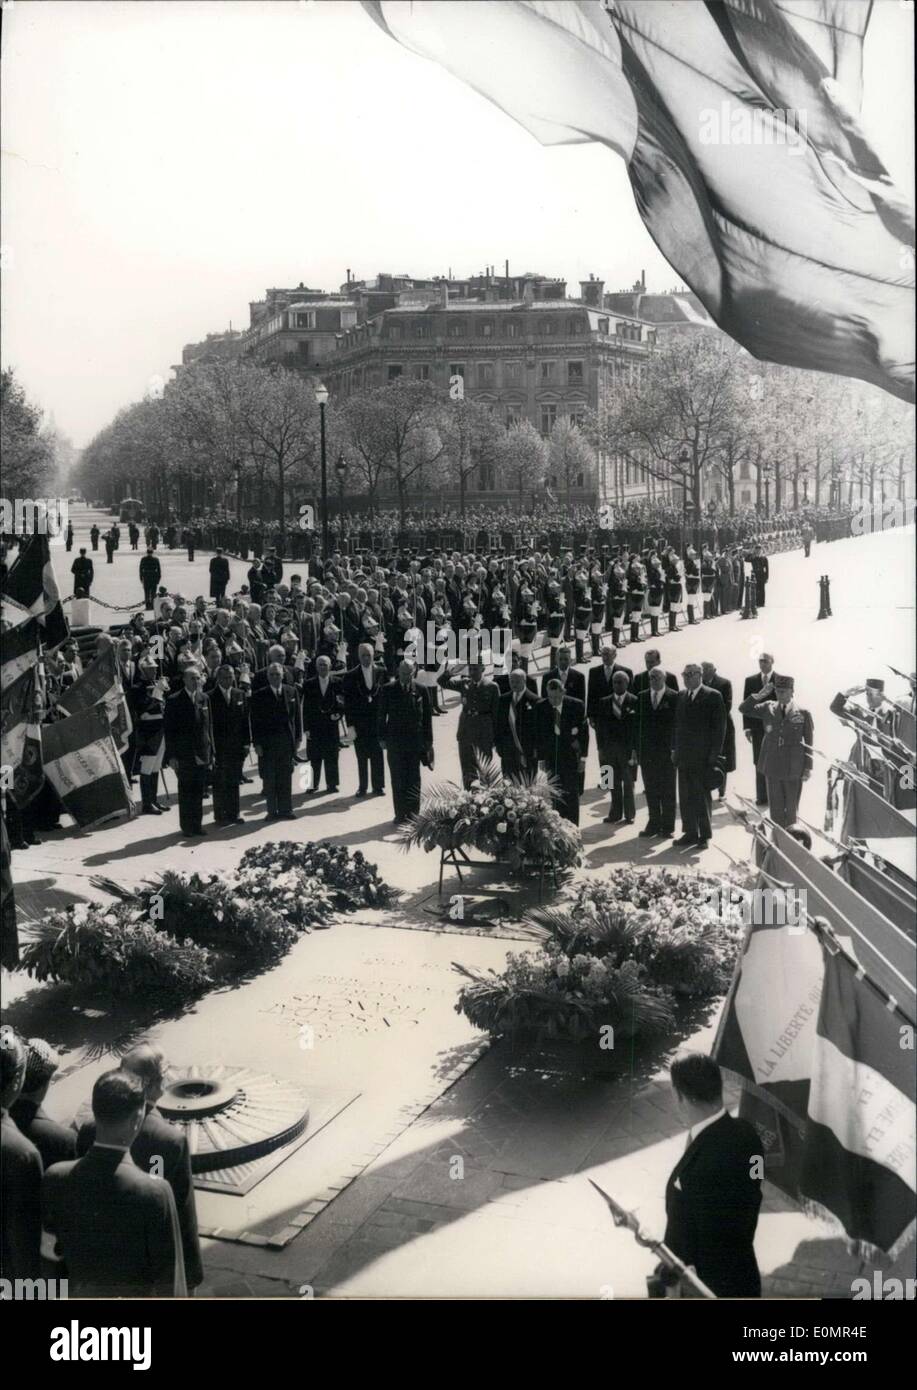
[816, 574, 832, 620]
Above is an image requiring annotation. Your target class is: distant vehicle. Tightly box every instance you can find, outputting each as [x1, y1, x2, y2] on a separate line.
[119, 497, 145, 523]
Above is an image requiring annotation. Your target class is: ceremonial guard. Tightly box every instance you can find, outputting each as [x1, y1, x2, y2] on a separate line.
[572, 580, 593, 665]
[646, 557, 665, 637]
[700, 547, 716, 618]
[209, 548, 230, 603]
[606, 561, 628, 647]
[683, 547, 700, 624]
[514, 585, 539, 671]
[438, 660, 501, 789]
[750, 544, 769, 608]
[665, 551, 685, 633]
[627, 559, 646, 644]
[89, 523, 100, 552]
[139, 547, 161, 610]
[738, 673, 813, 828]
[589, 571, 607, 657]
[71, 548, 94, 595]
[536, 678, 589, 824]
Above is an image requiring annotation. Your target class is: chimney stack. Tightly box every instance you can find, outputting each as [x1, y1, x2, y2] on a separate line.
[579, 276, 605, 307]
[505, 258, 509, 279]
[440, 281, 450, 309]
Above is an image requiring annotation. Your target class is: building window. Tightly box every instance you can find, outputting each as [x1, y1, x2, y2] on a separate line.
[540, 405, 557, 436]
[567, 360, 584, 385]
[539, 319, 557, 336]
[540, 360, 556, 383]
[568, 411, 585, 430]
[504, 320, 520, 338]
[477, 320, 494, 338]
[387, 364, 403, 382]
[449, 363, 465, 379]
[293, 311, 315, 329]
[448, 321, 464, 338]
[477, 362, 495, 388]
[414, 322, 429, 339]
[566, 317, 582, 336]
[414, 364, 430, 381]
[597, 318, 609, 335]
[503, 360, 522, 386]
[297, 342, 310, 361]
[389, 325, 403, 342]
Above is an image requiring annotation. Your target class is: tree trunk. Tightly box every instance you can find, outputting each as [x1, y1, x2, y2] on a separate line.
[727, 468, 735, 515]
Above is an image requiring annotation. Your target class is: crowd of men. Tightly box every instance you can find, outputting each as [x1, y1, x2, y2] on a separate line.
[1, 1027, 201, 1297]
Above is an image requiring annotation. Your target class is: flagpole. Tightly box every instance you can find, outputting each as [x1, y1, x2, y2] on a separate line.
[587, 1179, 716, 1299]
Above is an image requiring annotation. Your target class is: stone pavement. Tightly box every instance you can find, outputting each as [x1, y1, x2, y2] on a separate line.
[4, 514, 914, 1297]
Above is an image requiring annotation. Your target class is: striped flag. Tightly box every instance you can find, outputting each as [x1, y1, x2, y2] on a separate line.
[0, 535, 69, 649]
[57, 646, 132, 753]
[365, 0, 914, 401]
[1, 616, 41, 691]
[800, 947, 915, 1258]
[0, 814, 17, 969]
[0, 665, 38, 775]
[40, 705, 133, 829]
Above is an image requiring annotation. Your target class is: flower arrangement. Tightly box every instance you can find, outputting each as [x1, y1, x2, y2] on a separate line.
[455, 865, 747, 1046]
[238, 841, 395, 912]
[398, 758, 582, 875]
[132, 871, 298, 957]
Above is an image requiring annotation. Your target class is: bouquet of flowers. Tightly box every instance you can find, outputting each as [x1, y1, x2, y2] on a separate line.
[232, 863, 335, 932]
[399, 758, 582, 875]
[455, 864, 747, 1045]
[238, 841, 395, 911]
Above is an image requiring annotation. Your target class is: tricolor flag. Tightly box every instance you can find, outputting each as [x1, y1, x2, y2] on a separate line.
[800, 947, 915, 1258]
[0, 665, 38, 776]
[0, 535, 69, 649]
[40, 705, 133, 829]
[0, 616, 41, 691]
[365, 0, 914, 401]
[841, 772, 915, 843]
[57, 646, 132, 753]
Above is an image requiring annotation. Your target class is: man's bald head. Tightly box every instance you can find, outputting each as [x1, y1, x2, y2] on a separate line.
[120, 1043, 166, 1104]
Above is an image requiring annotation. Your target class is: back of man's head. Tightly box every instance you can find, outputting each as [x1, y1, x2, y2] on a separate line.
[120, 1043, 165, 1104]
[91, 1070, 146, 1143]
[670, 1053, 723, 1109]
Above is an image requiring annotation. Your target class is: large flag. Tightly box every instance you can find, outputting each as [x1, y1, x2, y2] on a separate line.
[0, 535, 69, 649]
[837, 851, 916, 939]
[57, 646, 132, 753]
[799, 947, 915, 1258]
[0, 616, 41, 691]
[841, 772, 916, 843]
[365, 0, 914, 401]
[40, 705, 133, 829]
[0, 665, 37, 775]
[0, 814, 17, 969]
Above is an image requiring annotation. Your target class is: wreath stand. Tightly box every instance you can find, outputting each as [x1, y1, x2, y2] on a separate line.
[436, 843, 559, 905]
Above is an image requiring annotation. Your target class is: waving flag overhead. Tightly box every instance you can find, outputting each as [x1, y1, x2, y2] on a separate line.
[364, 0, 914, 400]
[57, 646, 132, 753]
[0, 535, 69, 649]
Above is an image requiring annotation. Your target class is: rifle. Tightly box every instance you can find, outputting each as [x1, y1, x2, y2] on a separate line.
[588, 1178, 716, 1298]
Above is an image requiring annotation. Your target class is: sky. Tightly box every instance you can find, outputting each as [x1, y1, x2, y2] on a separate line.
[1, 0, 914, 447]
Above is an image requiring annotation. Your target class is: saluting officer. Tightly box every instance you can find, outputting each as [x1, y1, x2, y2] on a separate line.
[738, 673, 813, 828]
[438, 658, 501, 789]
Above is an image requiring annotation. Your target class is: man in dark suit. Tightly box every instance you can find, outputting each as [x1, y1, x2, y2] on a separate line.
[438, 660, 501, 788]
[636, 666, 678, 837]
[495, 668, 541, 779]
[658, 1053, 762, 1297]
[163, 666, 214, 837]
[379, 659, 434, 824]
[209, 547, 230, 602]
[586, 644, 633, 720]
[672, 663, 726, 849]
[139, 547, 162, 610]
[71, 548, 94, 595]
[593, 669, 638, 823]
[702, 661, 736, 800]
[750, 545, 769, 608]
[44, 1070, 185, 1298]
[250, 661, 302, 819]
[74, 1044, 202, 1293]
[536, 678, 589, 824]
[1, 1028, 42, 1281]
[742, 652, 775, 805]
[301, 655, 344, 794]
[10, 1037, 76, 1172]
[493, 652, 538, 697]
[342, 644, 386, 796]
[208, 664, 250, 824]
[631, 648, 679, 698]
[540, 645, 586, 703]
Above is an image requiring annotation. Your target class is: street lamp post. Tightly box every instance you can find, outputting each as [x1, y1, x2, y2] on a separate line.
[335, 454, 347, 547]
[314, 382, 329, 559]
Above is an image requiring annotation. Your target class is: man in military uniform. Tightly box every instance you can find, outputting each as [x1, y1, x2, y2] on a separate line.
[379, 659, 434, 824]
[438, 659, 501, 788]
[139, 546, 161, 610]
[739, 673, 813, 828]
[71, 547, 94, 595]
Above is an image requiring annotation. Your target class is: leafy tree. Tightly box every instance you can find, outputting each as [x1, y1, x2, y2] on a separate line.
[438, 397, 505, 517]
[548, 418, 596, 502]
[497, 419, 549, 507]
[1, 368, 56, 499]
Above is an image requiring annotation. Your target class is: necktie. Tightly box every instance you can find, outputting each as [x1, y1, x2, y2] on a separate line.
[652, 692, 659, 709]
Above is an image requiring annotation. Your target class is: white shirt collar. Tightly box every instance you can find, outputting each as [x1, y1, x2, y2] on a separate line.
[689, 1106, 726, 1144]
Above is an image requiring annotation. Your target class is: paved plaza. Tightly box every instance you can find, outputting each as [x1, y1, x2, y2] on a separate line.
[5, 511, 915, 1298]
